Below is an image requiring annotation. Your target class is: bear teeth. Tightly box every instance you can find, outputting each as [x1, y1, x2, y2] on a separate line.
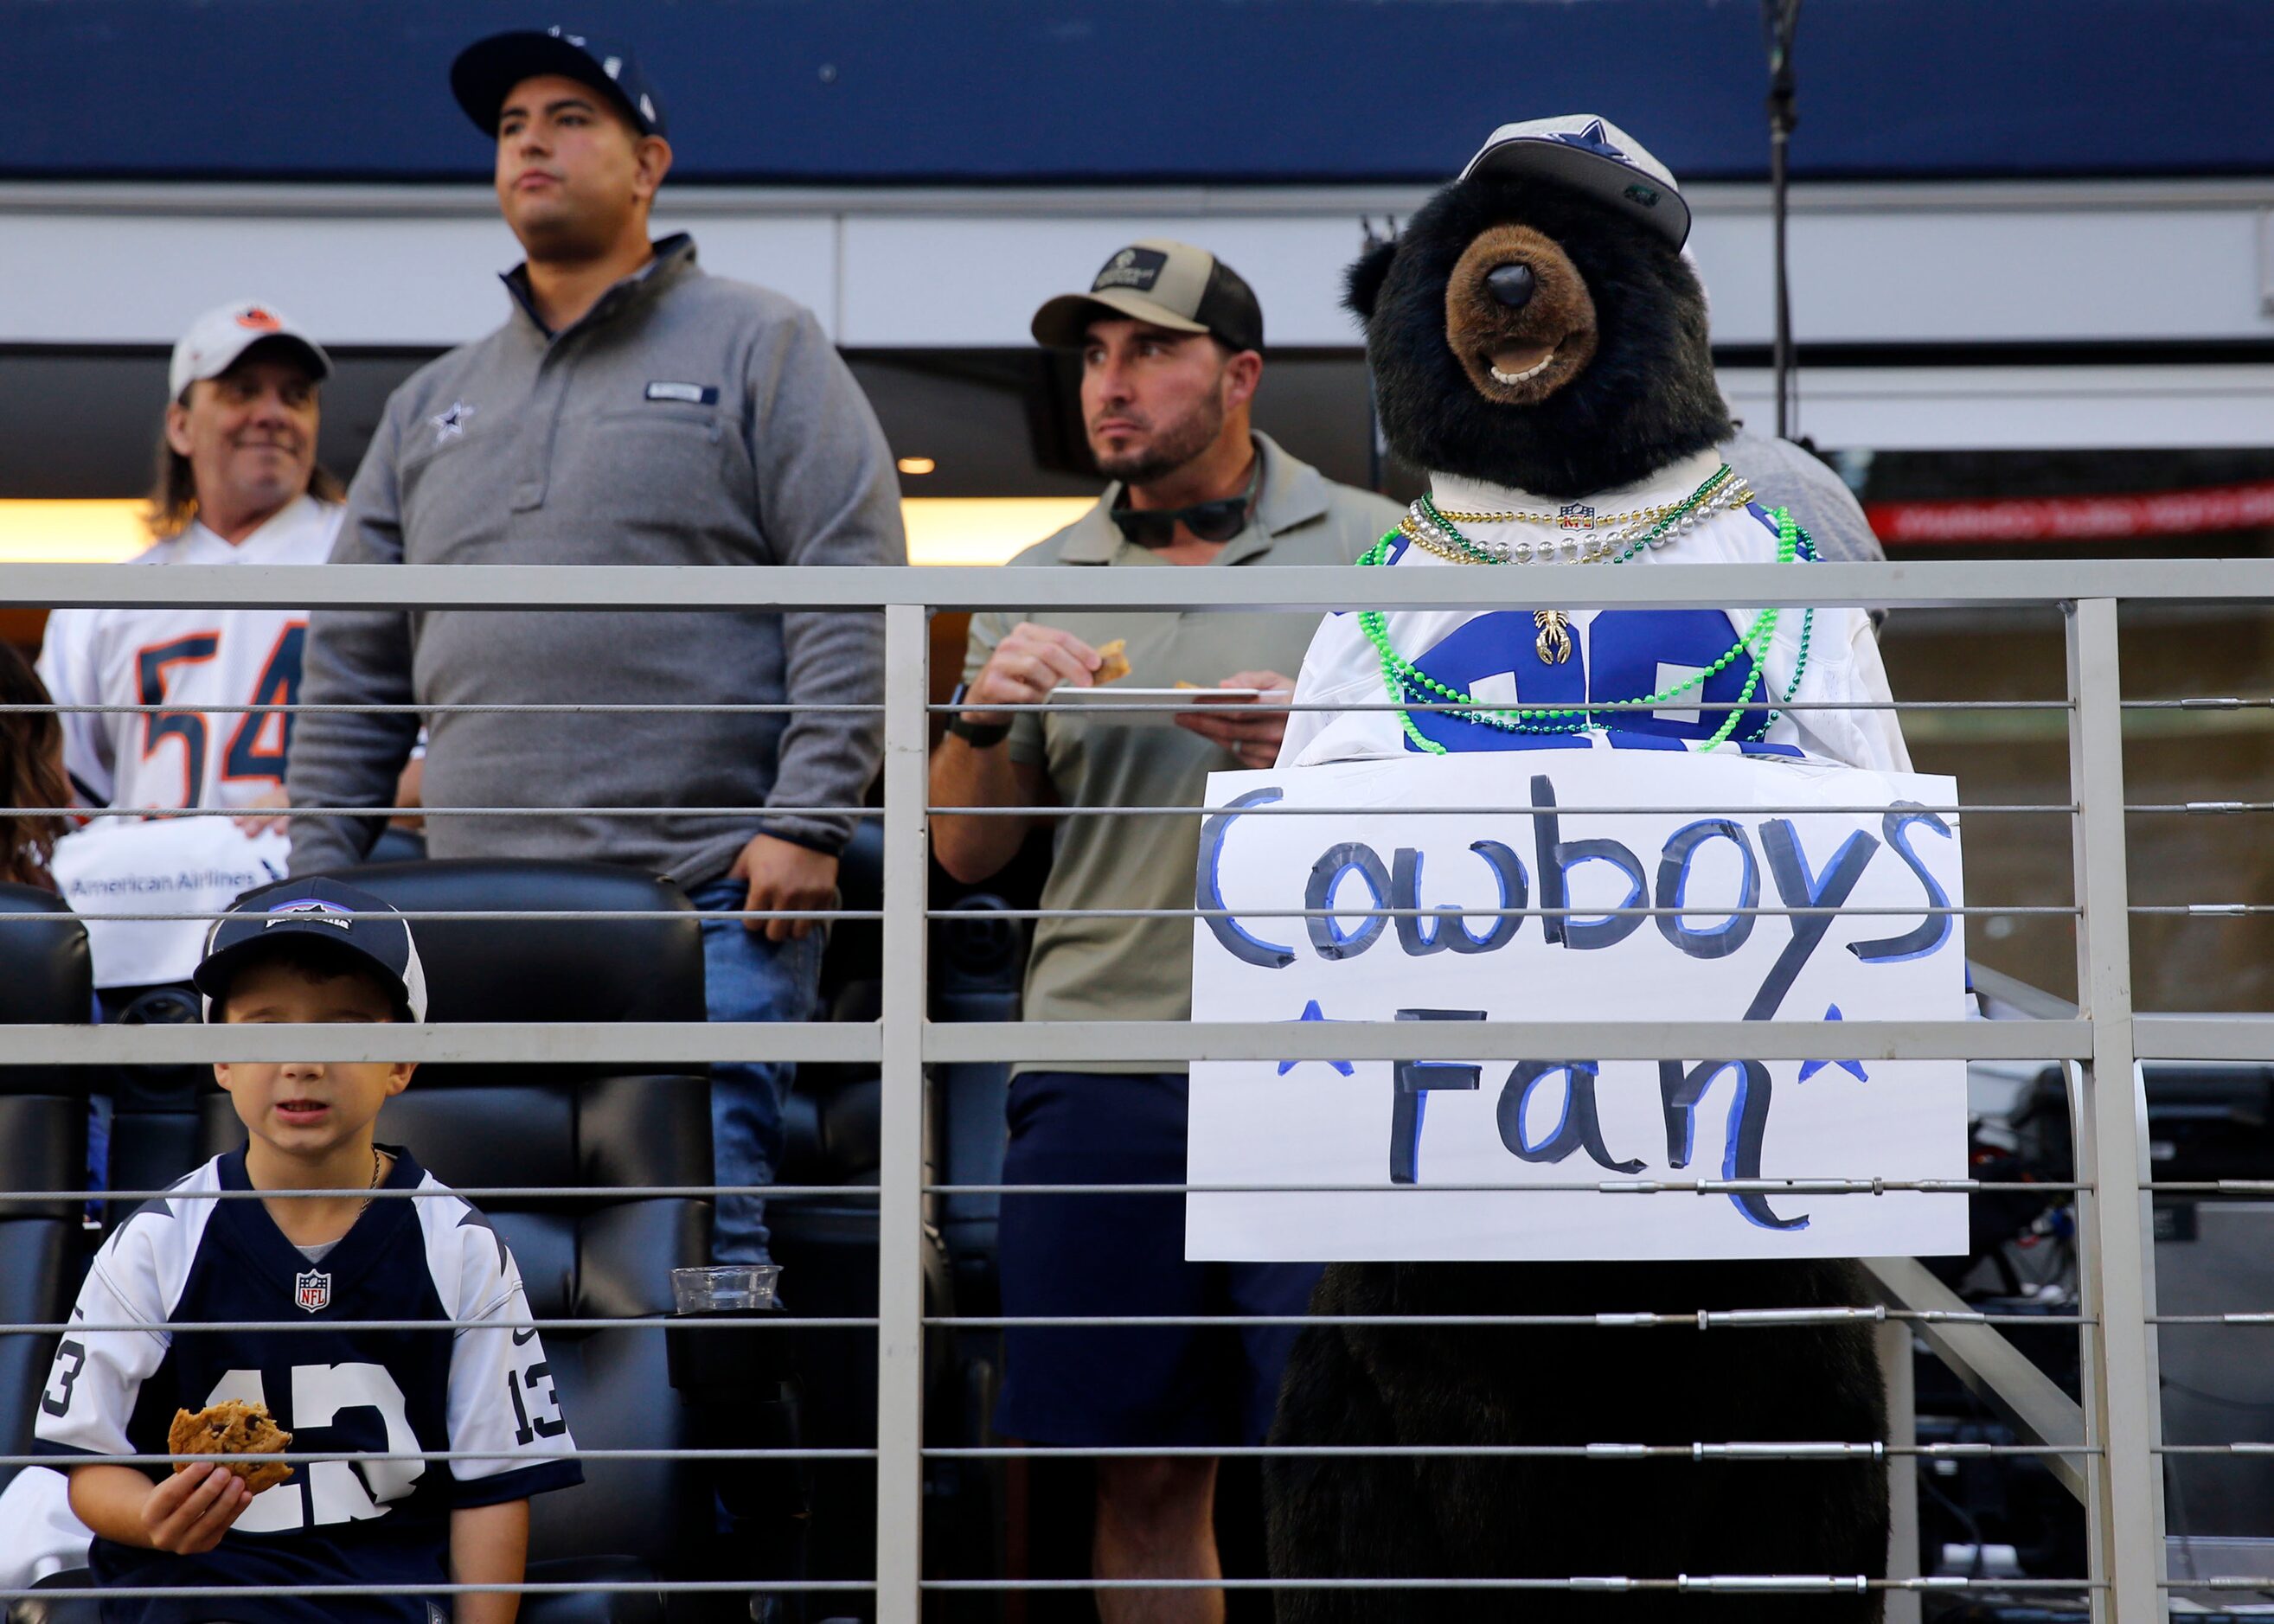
[1489, 355, 1555, 386]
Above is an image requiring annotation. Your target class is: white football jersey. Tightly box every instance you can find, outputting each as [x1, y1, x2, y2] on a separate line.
[37, 496, 343, 814]
[35, 1147, 580, 1621]
[1279, 452, 1910, 774]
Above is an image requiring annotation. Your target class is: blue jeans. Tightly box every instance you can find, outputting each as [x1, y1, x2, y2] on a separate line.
[691, 877, 824, 1264]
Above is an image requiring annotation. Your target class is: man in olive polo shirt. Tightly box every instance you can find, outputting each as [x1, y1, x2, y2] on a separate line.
[930, 240, 1400, 1621]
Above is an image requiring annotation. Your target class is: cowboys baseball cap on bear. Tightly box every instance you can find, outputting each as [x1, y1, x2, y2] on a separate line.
[452, 26, 668, 138]
[194, 878, 430, 1023]
[169, 301, 332, 402]
[1460, 115, 1691, 249]
[1031, 240, 1265, 354]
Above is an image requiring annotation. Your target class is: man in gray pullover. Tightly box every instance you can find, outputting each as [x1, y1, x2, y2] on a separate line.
[286, 28, 906, 1264]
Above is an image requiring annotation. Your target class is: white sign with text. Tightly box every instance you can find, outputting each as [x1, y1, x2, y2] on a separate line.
[1186, 749, 1970, 1263]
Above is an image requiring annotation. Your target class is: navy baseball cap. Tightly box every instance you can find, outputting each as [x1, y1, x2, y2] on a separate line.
[451, 26, 667, 138]
[195, 878, 430, 1023]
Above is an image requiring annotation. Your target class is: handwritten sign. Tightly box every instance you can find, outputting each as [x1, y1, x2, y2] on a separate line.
[1186, 750, 1969, 1262]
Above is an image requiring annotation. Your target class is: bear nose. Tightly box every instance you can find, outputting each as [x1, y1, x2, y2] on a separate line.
[1485, 263, 1537, 309]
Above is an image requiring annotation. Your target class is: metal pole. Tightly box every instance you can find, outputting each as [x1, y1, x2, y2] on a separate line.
[2065, 598, 2167, 1622]
[1875, 1317, 1922, 1624]
[875, 603, 931, 1622]
[1764, 0, 1800, 439]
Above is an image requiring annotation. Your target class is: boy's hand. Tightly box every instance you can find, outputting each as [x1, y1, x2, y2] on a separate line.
[141, 1461, 253, 1553]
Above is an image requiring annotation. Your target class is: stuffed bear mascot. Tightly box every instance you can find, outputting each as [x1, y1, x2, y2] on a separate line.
[1263, 117, 1905, 1621]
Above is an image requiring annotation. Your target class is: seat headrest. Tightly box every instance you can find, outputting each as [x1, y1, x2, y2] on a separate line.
[331, 860, 705, 1026]
[0, 886, 91, 1099]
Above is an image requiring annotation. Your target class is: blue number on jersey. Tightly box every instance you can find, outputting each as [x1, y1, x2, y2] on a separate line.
[222, 622, 308, 785]
[1404, 609, 1765, 752]
[135, 633, 222, 804]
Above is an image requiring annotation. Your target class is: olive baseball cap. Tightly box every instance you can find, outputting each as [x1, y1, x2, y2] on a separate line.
[1031, 240, 1265, 353]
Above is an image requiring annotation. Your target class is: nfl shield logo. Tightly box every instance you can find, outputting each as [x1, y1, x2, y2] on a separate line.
[294, 1269, 331, 1314]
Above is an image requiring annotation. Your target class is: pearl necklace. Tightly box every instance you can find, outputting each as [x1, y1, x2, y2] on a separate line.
[1355, 503, 1819, 752]
[1400, 466, 1754, 566]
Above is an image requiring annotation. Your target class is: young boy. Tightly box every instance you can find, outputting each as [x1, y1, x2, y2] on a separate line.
[35, 877, 581, 1623]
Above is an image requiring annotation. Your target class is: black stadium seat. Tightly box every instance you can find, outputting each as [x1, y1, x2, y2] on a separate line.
[16, 861, 726, 1624]
[0, 886, 93, 1509]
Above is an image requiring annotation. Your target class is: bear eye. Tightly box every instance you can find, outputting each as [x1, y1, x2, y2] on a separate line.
[1485, 263, 1537, 309]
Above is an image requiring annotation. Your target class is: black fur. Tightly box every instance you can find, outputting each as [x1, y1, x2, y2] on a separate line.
[1266, 169, 1887, 1620]
[1265, 1261, 1889, 1622]
[1350, 176, 1733, 499]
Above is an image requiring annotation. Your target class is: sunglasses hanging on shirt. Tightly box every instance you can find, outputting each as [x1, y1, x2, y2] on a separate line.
[1108, 462, 1262, 548]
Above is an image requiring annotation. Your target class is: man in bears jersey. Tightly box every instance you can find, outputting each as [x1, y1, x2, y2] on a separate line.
[35, 879, 580, 1623]
[38, 301, 348, 828]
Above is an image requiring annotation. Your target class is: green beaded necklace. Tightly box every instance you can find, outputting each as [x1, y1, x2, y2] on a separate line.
[1356, 504, 1818, 754]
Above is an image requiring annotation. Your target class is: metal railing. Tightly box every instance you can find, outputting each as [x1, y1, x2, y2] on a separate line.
[6, 555, 2274, 1621]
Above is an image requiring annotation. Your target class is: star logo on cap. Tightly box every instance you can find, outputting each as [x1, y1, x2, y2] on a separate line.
[430, 400, 475, 444]
[1548, 118, 1625, 159]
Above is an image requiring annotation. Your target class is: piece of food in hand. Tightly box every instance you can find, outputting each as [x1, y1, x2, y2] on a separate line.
[169, 1400, 293, 1493]
[1092, 639, 1131, 685]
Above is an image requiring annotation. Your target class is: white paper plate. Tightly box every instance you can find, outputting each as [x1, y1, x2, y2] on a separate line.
[1045, 686, 1268, 709]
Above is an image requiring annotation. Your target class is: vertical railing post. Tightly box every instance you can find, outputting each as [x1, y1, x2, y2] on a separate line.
[1876, 1317, 1921, 1624]
[876, 602, 930, 1623]
[2065, 598, 2166, 1622]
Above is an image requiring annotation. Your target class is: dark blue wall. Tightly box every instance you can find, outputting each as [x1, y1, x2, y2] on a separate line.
[8, 0, 2269, 184]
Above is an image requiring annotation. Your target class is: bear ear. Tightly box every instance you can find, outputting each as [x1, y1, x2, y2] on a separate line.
[1344, 239, 1399, 322]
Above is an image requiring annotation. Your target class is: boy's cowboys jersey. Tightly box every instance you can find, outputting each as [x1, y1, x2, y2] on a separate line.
[36, 496, 342, 813]
[35, 1146, 580, 1624]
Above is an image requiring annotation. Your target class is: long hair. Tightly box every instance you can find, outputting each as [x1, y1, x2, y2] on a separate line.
[144, 390, 348, 540]
[0, 643, 68, 891]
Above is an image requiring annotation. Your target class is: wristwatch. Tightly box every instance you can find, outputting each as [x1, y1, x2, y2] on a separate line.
[945, 682, 1012, 748]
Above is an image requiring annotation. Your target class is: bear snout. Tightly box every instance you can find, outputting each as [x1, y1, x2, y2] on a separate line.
[1485, 263, 1536, 309]
[1444, 223, 1598, 407]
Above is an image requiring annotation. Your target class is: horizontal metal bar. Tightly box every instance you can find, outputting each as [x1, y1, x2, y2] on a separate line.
[0, 1448, 877, 1467]
[0, 1020, 881, 1065]
[924, 904, 2066, 918]
[2146, 1180, 2274, 1194]
[0, 908, 876, 922]
[1862, 1256, 2089, 1503]
[929, 802, 2063, 817]
[3, 1582, 879, 1600]
[924, 1576, 2100, 1593]
[3, 1184, 878, 1204]
[0, 702, 876, 714]
[2134, 1015, 2274, 1062]
[926, 1311, 2088, 1329]
[930, 1442, 2087, 1460]
[925, 1179, 2083, 1196]
[0, 1317, 875, 1334]
[9, 559, 2274, 611]
[2150, 1314, 2274, 1325]
[2157, 1443, 2274, 1454]
[0, 1016, 2105, 1066]
[919, 1019, 2095, 1064]
[4, 806, 881, 820]
[939, 698, 2070, 714]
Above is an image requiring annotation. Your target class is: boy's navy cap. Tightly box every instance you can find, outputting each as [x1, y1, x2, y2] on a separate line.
[1459, 115, 1691, 249]
[451, 27, 667, 138]
[194, 878, 430, 1024]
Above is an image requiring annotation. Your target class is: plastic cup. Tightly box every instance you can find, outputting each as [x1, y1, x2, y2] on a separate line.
[669, 1263, 782, 1315]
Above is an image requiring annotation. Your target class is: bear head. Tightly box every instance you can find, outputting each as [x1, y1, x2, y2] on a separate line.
[1350, 165, 1731, 502]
